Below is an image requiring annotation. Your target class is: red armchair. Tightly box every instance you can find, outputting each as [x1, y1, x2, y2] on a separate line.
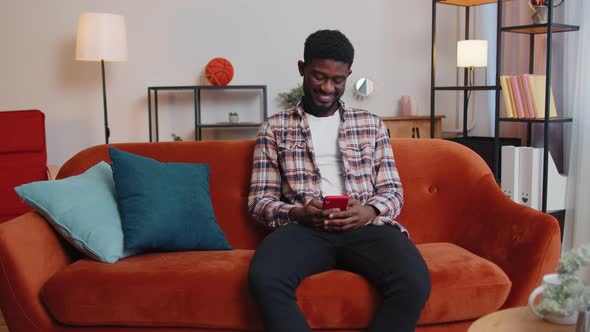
[0, 110, 48, 222]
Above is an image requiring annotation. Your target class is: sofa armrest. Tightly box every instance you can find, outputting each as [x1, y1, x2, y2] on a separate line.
[0, 212, 73, 332]
[454, 174, 561, 308]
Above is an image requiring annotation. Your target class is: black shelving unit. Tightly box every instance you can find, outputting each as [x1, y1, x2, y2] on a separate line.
[147, 85, 268, 142]
[430, 0, 578, 216]
[430, 0, 506, 141]
[494, 1, 578, 214]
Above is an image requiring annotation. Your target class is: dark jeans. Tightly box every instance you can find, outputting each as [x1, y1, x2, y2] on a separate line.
[248, 223, 431, 332]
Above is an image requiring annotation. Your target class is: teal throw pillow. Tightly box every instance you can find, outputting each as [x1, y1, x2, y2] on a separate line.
[108, 148, 232, 251]
[14, 162, 139, 263]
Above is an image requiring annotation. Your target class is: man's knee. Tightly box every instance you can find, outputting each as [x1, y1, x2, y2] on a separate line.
[408, 270, 431, 306]
[248, 257, 292, 295]
[248, 258, 269, 293]
[381, 269, 431, 308]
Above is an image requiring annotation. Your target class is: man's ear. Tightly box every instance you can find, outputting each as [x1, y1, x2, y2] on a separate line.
[298, 60, 305, 77]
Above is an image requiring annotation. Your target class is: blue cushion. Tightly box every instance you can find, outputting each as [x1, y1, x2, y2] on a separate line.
[14, 162, 139, 263]
[109, 148, 232, 251]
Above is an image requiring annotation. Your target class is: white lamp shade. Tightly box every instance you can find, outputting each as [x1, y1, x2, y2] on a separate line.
[457, 40, 487, 68]
[76, 12, 128, 62]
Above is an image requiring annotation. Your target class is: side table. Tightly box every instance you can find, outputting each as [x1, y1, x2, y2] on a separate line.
[382, 115, 445, 139]
[468, 307, 574, 332]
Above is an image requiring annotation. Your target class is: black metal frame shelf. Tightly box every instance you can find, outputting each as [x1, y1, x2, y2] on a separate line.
[147, 85, 267, 142]
[435, 0, 509, 7]
[494, 0, 578, 213]
[498, 117, 573, 123]
[431, 0, 578, 214]
[434, 85, 497, 91]
[501, 23, 579, 34]
[430, 0, 498, 138]
[197, 123, 262, 128]
[499, 117, 573, 148]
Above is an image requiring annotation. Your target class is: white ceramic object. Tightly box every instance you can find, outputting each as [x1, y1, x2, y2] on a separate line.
[229, 114, 239, 123]
[528, 273, 579, 325]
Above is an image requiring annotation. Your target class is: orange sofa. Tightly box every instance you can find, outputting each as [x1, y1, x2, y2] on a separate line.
[0, 139, 561, 332]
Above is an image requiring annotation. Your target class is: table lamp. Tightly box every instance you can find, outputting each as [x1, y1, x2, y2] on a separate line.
[76, 12, 128, 144]
[457, 40, 487, 86]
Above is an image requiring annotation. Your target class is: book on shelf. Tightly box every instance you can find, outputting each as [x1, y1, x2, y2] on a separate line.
[527, 75, 558, 118]
[499, 74, 559, 119]
[510, 76, 526, 119]
[520, 74, 536, 119]
[499, 76, 516, 118]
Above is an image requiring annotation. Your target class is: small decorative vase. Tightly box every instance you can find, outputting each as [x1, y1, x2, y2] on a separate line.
[528, 273, 579, 325]
[400, 96, 418, 116]
[532, 5, 548, 24]
[229, 114, 239, 123]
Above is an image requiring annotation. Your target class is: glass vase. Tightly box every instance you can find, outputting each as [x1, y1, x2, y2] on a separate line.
[532, 5, 548, 24]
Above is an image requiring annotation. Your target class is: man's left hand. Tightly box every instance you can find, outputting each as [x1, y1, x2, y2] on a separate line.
[323, 199, 378, 232]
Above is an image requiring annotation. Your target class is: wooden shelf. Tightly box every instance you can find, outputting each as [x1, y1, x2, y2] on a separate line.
[501, 23, 580, 34]
[436, 0, 509, 7]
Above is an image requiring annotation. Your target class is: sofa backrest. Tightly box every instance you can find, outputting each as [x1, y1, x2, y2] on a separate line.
[57, 140, 270, 249]
[391, 138, 493, 244]
[57, 138, 493, 249]
[0, 110, 48, 222]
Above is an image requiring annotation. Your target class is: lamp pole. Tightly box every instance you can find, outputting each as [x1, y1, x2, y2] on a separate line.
[101, 59, 110, 144]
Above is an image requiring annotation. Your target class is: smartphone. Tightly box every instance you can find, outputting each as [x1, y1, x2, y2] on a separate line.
[322, 195, 349, 211]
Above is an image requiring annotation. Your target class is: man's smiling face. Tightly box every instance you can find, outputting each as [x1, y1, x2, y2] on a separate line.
[298, 58, 351, 117]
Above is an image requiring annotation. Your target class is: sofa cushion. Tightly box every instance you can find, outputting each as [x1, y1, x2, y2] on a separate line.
[109, 148, 232, 251]
[42, 242, 510, 329]
[14, 162, 139, 263]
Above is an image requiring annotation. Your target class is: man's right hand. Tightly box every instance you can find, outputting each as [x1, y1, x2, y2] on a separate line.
[288, 199, 336, 231]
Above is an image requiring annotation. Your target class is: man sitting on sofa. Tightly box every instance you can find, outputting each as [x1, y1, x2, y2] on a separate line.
[247, 29, 431, 332]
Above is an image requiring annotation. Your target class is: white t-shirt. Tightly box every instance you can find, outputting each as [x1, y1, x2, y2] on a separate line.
[306, 111, 345, 196]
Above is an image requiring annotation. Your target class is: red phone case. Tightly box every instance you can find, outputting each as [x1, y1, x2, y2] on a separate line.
[322, 195, 349, 211]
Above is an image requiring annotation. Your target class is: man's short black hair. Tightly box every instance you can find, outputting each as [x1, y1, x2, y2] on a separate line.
[304, 29, 354, 67]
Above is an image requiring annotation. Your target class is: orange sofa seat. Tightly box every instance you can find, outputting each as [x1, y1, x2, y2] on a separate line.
[41, 243, 509, 329]
[0, 139, 561, 332]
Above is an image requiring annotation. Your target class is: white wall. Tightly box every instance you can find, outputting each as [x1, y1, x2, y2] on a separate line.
[1, 0, 454, 165]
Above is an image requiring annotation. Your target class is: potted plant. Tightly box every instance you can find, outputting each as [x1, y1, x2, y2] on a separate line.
[535, 245, 590, 324]
[277, 84, 304, 110]
[228, 112, 239, 123]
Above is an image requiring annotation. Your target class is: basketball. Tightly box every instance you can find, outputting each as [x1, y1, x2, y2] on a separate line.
[205, 57, 234, 86]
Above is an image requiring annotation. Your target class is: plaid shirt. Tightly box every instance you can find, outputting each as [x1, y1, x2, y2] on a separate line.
[248, 100, 405, 232]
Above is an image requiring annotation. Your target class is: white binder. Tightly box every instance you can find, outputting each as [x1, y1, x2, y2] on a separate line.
[517, 147, 567, 211]
[518, 147, 542, 210]
[545, 149, 567, 211]
[501, 146, 519, 202]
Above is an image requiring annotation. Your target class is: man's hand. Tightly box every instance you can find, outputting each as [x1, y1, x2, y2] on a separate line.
[288, 199, 337, 231]
[323, 199, 378, 232]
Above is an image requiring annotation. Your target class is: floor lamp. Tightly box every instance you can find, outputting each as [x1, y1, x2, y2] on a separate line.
[76, 12, 128, 144]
